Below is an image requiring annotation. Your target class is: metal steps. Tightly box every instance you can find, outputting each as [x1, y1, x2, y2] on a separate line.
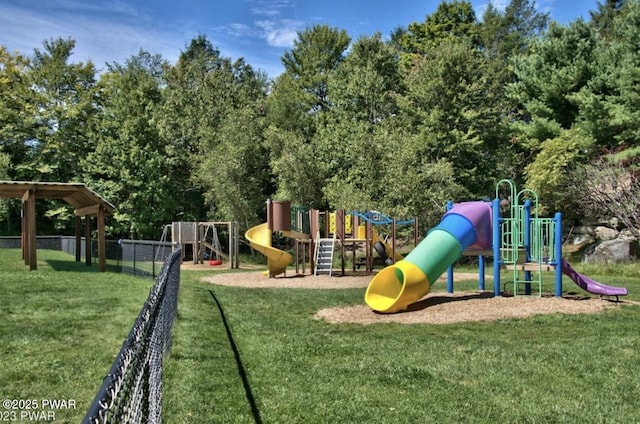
[314, 237, 335, 276]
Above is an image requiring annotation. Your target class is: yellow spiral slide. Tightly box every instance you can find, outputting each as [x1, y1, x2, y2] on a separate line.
[245, 223, 293, 277]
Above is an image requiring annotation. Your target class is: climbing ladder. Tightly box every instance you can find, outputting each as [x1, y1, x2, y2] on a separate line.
[314, 233, 335, 276]
[497, 179, 558, 297]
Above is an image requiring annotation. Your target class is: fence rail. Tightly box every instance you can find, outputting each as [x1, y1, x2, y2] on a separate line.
[82, 248, 181, 424]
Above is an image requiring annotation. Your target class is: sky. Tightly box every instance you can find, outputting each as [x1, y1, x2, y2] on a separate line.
[0, 0, 600, 79]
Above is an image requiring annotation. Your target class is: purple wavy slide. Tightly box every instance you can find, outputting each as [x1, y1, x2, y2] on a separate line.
[561, 259, 628, 298]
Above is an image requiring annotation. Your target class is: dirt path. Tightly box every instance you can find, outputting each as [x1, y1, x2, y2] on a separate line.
[198, 268, 630, 325]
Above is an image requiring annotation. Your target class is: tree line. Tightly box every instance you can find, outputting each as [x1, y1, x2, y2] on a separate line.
[1, 0, 638, 239]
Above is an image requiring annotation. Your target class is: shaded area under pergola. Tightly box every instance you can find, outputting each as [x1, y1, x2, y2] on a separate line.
[0, 181, 115, 271]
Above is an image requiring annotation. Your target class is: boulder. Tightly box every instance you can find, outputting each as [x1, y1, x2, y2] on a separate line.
[594, 226, 619, 241]
[570, 234, 593, 245]
[566, 225, 619, 247]
[583, 237, 640, 264]
[571, 226, 595, 236]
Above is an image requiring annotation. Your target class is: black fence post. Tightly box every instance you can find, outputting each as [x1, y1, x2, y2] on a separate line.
[152, 243, 156, 279]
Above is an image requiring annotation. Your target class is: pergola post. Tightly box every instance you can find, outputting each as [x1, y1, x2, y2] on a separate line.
[75, 215, 82, 262]
[85, 214, 92, 266]
[22, 189, 37, 270]
[21, 199, 26, 263]
[97, 205, 106, 272]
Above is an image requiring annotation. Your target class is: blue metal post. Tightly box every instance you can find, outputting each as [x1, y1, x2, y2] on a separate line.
[447, 266, 454, 293]
[492, 198, 501, 296]
[554, 212, 563, 297]
[446, 201, 455, 293]
[524, 199, 532, 295]
[478, 255, 485, 290]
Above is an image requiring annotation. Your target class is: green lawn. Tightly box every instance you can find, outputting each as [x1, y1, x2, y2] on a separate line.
[165, 266, 640, 423]
[0, 249, 154, 423]
[1, 248, 639, 423]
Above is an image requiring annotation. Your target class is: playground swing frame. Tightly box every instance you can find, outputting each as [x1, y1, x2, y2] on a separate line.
[161, 221, 240, 269]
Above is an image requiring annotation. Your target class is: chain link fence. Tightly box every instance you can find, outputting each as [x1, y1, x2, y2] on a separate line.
[120, 239, 174, 278]
[0, 236, 174, 279]
[82, 248, 181, 424]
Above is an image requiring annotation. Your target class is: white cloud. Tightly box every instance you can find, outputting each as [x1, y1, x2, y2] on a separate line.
[0, 0, 303, 79]
[535, 0, 556, 16]
[250, 0, 294, 17]
[474, 0, 510, 19]
[0, 1, 187, 69]
[475, 0, 553, 19]
[251, 6, 281, 17]
[222, 23, 256, 38]
[255, 19, 301, 48]
[489, 0, 509, 10]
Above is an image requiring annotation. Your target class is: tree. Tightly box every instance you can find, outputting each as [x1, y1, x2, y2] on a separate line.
[477, 0, 549, 187]
[0, 152, 8, 179]
[590, 0, 626, 37]
[566, 155, 640, 235]
[0, 46, 32, 234]
[265, 25, 350, 207]
[263, 125, 325, 208]
[378, 126, 466, 225]
[84, 51, 173, 238]
[196, 107, 271, 229]
[0, 46, 32, 182]
[0, 151, 14, 234]
[400, 39, 507, 198]
[24, 37, 99, 182]
[265, 73, 316, 136]
[159, 35, 268, 223]
[158, 36, 230, 223]
[480, 0, 548, 92]
[507, 20, 599, 147]
[401, 0, 480, 67]
[603, 0, 640, 147]
[509, 1, 640, 214]
[320, 118, 466, 224]
[505, 20, 603, 214]
[524, 128, 592, 215]
[329, 33, 402, 125]
[0, 39, 99, 233]
[571, 0, 640, 151]
[264, 74, 319, 203]
[313, 33, 404, 210]
[281, 25, 350, 113]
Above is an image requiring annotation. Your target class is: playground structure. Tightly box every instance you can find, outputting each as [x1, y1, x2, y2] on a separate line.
[313, 209, 417, 276]
[244, 200, 417, 277]
[160, 221, 239, 268]
[365, 179, 628, 313]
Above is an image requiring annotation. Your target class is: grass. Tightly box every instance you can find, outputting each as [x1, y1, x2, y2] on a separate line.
[164, 265, 640, 423]
[1, 248, 639, 423]
[0, 249, 154, 423]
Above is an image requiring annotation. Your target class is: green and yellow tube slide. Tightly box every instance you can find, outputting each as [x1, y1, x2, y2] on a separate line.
[365, 202, 492, 313]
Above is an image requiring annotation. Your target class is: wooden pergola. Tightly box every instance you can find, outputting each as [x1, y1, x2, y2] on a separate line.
[0, 181, 115, 272]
